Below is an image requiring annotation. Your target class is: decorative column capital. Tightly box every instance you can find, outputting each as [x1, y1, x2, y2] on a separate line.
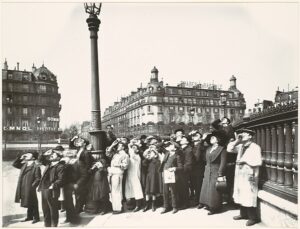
[86, 14, 101, 32]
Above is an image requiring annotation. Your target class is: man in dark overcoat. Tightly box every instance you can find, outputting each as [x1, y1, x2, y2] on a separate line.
[177, 136, 193, 209]
[38, 151, 65, 227]
[13, 151, 41, 224]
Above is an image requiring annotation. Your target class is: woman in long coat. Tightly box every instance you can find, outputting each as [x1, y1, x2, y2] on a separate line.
[87, 153, 111, 214]
[199, 131, 227, 215]
[125, 141, 144, 212]
[142, 145, 163, 212]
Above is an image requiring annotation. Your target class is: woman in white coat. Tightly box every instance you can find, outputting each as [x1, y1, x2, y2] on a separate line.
[227, 128, 262, 227]
[125, 139, 144, 212]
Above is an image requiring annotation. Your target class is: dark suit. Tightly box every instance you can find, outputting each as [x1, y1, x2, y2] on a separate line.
[176, 145, 193, 208]
[74, 149, 92, 213]
[38, 162, 64, 227]
[160, 151, 183, 209]
[13, 157, 41, 220]
[191, 141, 206, 204]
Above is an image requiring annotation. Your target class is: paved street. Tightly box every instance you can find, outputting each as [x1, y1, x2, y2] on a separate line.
[3, 161, 268, 228]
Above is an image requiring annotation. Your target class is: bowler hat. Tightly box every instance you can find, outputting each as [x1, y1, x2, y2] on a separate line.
[53, 145, 64, 151]
[236, 128, 256, 136]
[174, 128, 185, 134]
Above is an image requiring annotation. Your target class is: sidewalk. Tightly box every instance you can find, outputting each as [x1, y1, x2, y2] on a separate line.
[5, 204, 267, 228]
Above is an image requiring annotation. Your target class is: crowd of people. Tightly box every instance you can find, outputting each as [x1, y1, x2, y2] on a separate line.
[13, 117, 263, 227]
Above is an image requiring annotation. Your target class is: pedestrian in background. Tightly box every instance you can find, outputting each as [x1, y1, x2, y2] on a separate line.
[227, 129, 262, 226]
[13, 151, 41, 224]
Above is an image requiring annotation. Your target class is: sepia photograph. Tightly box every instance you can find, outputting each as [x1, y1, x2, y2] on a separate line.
[1, 1, 298, 228]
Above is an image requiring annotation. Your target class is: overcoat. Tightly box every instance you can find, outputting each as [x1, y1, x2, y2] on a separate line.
[13, 158, 41, 208]
[199, 146, 227, 210]
[125, 149, 144, 200]
[227, 141, 262, 207]
[88, 158, 110, 201]
[143, 157, 163, 195]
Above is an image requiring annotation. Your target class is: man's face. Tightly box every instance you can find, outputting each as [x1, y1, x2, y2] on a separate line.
[132, 145, 139, 153]
[120, 137, 128, 144]
[74, 138, 85, 147]
[210, 136, 218, 145]
[176, 131, 183, 138]
[107, 126, 112, 132]
[241, 132, 252, 142]
[221, 118, 229, 127]
[117, 143, 124, 151]
[23, 153, 34, 161]
[166, 144, 176, 152]
[180, 137, 189, 146]
[192, 133, 201, 142]
[149, 139, 158, 145]
[49, 152, 60, 162]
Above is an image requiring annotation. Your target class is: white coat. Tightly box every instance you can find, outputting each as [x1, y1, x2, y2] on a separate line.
[125, 148, 144, 200]
[227, 141, 262, 207]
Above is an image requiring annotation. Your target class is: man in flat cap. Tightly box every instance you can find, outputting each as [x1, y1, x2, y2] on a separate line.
[227, 128, 262, 226]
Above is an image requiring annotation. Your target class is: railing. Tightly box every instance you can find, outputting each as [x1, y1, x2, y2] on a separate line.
[234, 103, 298, 203]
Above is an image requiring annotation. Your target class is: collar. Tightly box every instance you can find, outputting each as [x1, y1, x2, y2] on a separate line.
[26, 161, 34, 166]
[50, 161, 59, 167]
[243, 141, 252, 148]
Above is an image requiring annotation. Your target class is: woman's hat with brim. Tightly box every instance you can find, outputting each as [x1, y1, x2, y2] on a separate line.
[236, 128, 256, 136]
[204, 130, 228, 146]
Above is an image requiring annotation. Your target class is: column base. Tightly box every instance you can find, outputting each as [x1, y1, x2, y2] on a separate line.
[89, 129, 107, 154]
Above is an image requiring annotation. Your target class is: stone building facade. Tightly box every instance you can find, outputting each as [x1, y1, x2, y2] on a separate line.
[2, 60, 62, 150]
[102, 67, 246, 137]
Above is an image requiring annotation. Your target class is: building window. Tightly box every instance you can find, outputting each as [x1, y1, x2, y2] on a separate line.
[206, 108, 211, 113]
[188, 98, 192, 104]
[8, 83, 13, 91]
[214, 108, 219, 113]
[164, 97, 169, 103]
[169, 106, 175, 111]
[197, 107, 202, 113]
[186, 90, 192, 95]
[195, 91, 200, 96]
[22, 108, 28, 115]
[179, 106, 184, 112]
[22, 120, 29, 127]
[23, 95, 28, 102]
[169, 97, 174, 103]
[7, 107, 12, 114]
[158, 106, 163, 113]
[231, 109, 235, 114]
[39, 85, 46, 93]
[239, 110, 243, 114]
[22, 84, 29, 92]
[41, 108, 45, 115]
[174, 97, 178, 103]
[8, 74, 13, 79]
[178, 89, 182, 95]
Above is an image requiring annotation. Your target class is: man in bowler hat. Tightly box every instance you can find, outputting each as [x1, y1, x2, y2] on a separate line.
[13, 151, 41, 224]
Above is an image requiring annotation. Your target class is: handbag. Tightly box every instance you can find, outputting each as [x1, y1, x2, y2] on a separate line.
[215, 176, 227, 192]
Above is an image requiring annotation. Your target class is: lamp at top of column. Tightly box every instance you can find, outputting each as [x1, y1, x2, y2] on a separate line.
[84, 2, 107, 155]
[189, 107, 195, 122]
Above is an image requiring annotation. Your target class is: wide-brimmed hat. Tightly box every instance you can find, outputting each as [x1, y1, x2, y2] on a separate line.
[236, 128, 256, 136]
[204, 130, 228, 146]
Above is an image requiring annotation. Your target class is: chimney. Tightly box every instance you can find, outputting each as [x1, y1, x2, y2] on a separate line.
[32, 63, 36, 72]
[3, 59, 8, 70]
[17, 62, 19, 71]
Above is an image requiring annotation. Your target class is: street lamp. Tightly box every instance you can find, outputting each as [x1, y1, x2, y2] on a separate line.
[220, 92, 227, 118]
[36, 116, 41, 152]
[189, 107, 195, 123]
[84, 2, 107, 155]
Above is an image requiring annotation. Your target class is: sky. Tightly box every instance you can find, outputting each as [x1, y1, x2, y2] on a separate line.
[1, 2, 299, 128]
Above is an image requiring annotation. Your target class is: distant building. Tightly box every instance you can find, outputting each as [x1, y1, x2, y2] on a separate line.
[254, 100, 274, 112]
[274, 89, 298, 106]
[102, 67, 246, 137]
[2, 60, 62, 156]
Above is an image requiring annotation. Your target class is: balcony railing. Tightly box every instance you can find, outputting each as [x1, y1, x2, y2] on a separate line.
[234, 102, 298, 203]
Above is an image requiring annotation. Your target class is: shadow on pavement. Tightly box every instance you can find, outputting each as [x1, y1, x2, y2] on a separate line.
[2, 214, 27, 227]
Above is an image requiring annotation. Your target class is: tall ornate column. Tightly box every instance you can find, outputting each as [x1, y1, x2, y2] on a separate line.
[284, 123, 293, 187]
[270, 126, 278, 182]
[277, 124, 285, 185]
[293, 122, 298, 189]
[260, 127, 267, 181]
[84, 3, 107, 155]
[265, 127, 272, 180]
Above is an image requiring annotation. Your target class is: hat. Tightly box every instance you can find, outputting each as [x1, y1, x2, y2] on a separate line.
[163, 141, 180, 149]
[174, 128, 185, 134]
[211, 119, 222, 130]
[28, 151, 39, 159]
[236, 128, 256, 136]
[53, 145, 64, 151]
[204, 130, 228, 146]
